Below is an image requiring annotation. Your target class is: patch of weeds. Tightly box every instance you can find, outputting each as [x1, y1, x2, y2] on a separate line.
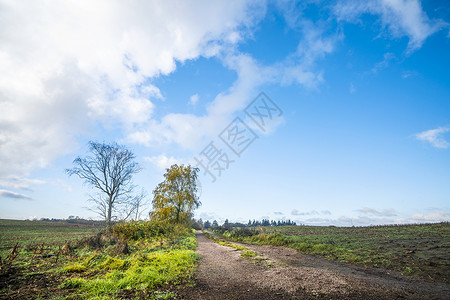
[252, 257, 267, 262]
[64, 264, 87, 273]
[59, 277, 86, 288]
[217, 241, 230, 247]
[250, 256, 275, 269]
[241, 250, 257, 258]
[98, 257, 130, 271]
[402, 266, 420, 277]
[204, 231, 248, 251]
[229, 244, 247, 251]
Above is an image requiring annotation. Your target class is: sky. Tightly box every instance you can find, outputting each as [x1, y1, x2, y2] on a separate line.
[1, 0, 450, 226]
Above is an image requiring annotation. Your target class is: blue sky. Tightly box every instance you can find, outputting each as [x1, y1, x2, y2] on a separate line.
[1, 0, 449, 226]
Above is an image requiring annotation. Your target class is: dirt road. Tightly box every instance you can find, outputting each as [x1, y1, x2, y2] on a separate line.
[177, 231, 450, 299]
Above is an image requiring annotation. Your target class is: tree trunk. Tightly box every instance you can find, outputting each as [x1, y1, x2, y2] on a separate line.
[107, 195, 113, 232]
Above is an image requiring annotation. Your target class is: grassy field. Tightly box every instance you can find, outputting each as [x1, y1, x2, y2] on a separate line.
[0, 219, 199, 299]
[0, 219, 100, 258]
[213, 222, 450, 283]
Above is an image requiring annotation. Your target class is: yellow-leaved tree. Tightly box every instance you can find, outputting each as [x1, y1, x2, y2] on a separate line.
[150, 164, 201, 224]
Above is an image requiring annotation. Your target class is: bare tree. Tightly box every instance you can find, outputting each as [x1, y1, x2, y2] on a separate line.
[119, 189, 148, 221]
[66, 141, 142, 231]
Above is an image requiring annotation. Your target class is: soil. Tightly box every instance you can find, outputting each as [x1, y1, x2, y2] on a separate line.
[176, 231, 450, 299]
[0, 266, 66, 300]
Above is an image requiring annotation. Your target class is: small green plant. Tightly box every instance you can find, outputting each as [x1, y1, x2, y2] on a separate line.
[229, 244, 247, 251]
[64, 264, 87, 273]
[241, 250, 257, 258]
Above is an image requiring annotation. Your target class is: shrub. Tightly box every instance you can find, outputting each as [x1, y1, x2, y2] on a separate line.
[211, 227, 258, 240]
[113, 221, 189, 242]
[229, 228, 258, 239]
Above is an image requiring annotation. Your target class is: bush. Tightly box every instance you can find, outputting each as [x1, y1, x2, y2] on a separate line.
[230, 228, 258, 238]
[113, 221, 185, 241]
[212, 227, 258, 240]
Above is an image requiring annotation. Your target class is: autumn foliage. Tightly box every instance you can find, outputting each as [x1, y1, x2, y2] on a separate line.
[150, 164, 201, 224]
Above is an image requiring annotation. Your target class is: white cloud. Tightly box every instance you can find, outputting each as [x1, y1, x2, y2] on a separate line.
[372, 52, 395, 73]
[87, 88, 155, 127]
[197, 211, 220, 221]
[0, 176, 45, 190]
[408, 211, 450, 223]
[129, 32, 337, 150]
[0, 189, 32, 201]
[145, 154, 183, 170]
[291, 209, 320, 216]
[401, 70, 418, 78]
[356, 207, 398, 217]
[189, 94, 199, 105]
[296, 210, 450, 226]
[299, 215, 393, 226]
[333, 0, 447, 53]
[280, 19, 342, 89]
[416, 127, 450, 149]
[128, 53, 278, 150]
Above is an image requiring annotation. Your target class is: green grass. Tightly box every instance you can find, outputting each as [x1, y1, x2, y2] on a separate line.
[60, 248, 198, 299]
[212, 222, 450, 283]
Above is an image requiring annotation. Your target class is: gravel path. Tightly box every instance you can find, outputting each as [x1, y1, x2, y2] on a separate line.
[177, 231, 450, 299]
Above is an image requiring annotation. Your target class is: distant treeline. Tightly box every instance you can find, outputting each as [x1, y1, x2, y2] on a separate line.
[199, 218, 296, 229]
[25, 216, 105, 226]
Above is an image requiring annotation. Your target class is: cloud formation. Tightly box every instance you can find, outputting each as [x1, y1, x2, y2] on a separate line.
[189, 94, 199, 106]
[356, 207, 398, 217]
[292, 209, 320, 216]
[0, 176, 45, 191]
[416, 127, 450, 149]
[408, 211, 450, 223]
[372, 52, 396, 73]
[0, 189, 32, 201]
[333, 0, 447, 53]
[0, 0, 264, 183]
[144, 154, 183, 171]
[295, 210, 449, 226]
